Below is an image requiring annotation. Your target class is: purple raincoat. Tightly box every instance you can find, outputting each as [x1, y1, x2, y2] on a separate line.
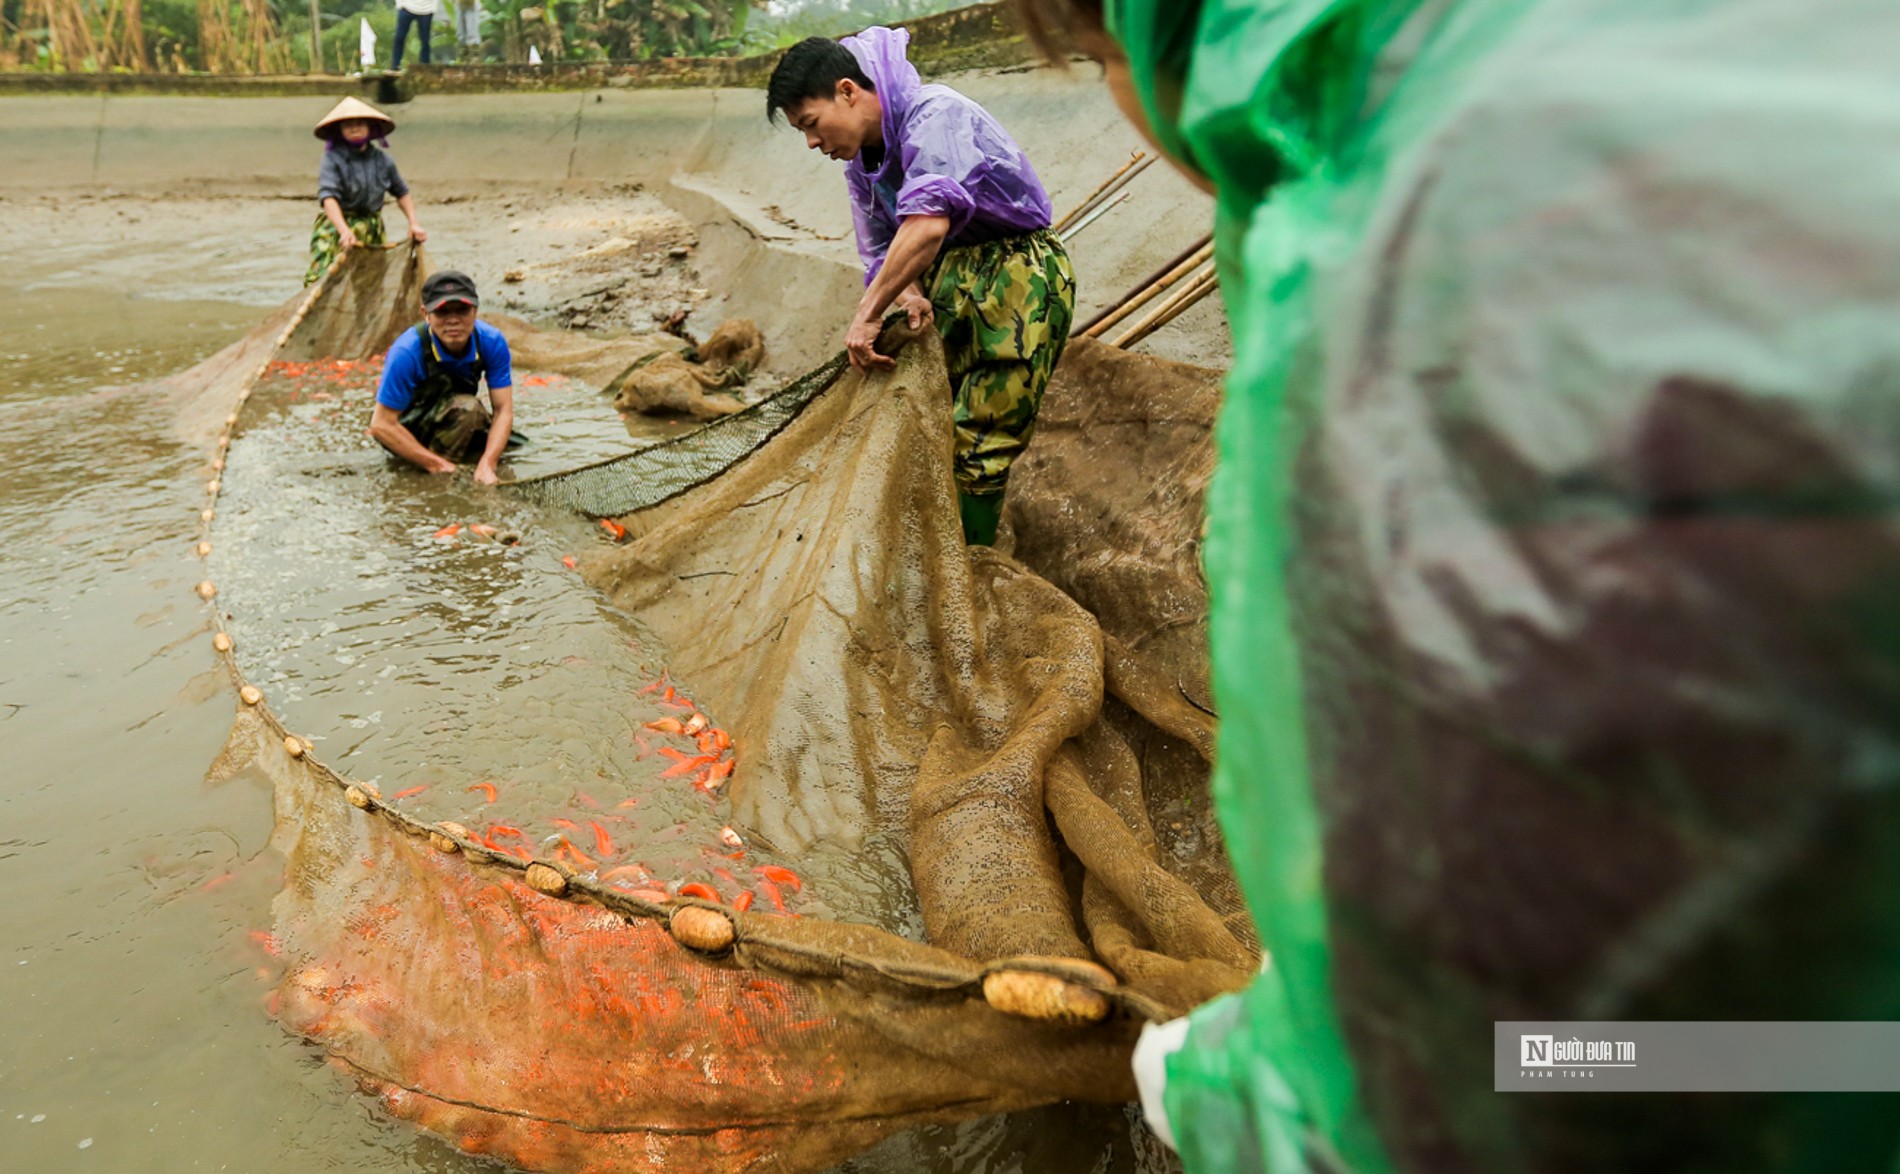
[840, 26, 1054, 285]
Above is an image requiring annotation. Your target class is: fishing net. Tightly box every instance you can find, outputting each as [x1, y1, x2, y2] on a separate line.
[191, 243, 1253, 1173]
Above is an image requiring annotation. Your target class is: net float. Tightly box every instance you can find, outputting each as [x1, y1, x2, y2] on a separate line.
[670, 905, 736, 953]
[195, 580, 217, 600]
[980, 969, 1112, 1026]
[206, 480, 220, 496]
[430, 822, 469, 854]
[213, 632, 232, 653]
[240, 684, 262, 706]
[524, 862, 568, 896]
[284, 735, 306, 758]
[197, 542, 212, 557]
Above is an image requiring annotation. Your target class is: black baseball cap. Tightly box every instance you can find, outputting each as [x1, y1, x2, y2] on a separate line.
[421, 270, 480, 311]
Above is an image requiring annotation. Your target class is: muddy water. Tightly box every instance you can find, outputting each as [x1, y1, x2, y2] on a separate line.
[2, 226, 1169, 1171]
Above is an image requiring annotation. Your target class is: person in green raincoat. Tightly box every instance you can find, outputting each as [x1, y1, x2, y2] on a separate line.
[1020, 1, 1900, 1171]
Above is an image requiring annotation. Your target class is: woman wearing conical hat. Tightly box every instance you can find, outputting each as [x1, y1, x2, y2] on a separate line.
[304, 97, 427, 286]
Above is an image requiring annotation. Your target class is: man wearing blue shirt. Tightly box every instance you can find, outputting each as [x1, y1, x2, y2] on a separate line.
[371, 270, 515, 484]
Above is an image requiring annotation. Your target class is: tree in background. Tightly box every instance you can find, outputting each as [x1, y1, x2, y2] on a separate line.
[751, 0, 973, 46]
[0, 0, 982, 70]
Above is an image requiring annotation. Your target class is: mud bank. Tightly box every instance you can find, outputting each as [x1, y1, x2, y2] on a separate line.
[0, 63, 1227, 372]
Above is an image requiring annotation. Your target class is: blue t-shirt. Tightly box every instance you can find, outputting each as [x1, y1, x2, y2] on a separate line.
[376, 320, 512, 411]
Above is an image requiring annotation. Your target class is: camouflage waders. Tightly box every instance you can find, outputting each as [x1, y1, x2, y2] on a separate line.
[924, 228, 1076, 545]
[305, 211, 387, 286]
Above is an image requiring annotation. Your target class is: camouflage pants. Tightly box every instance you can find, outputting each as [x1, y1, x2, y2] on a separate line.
[925, 228, 1077, 499]
[304, 211, 386, 286]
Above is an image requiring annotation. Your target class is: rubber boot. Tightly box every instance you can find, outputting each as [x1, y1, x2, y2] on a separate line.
[958, 490, 1004, 547]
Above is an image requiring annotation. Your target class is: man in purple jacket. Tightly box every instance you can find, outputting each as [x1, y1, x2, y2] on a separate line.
[768, 27, 1077, 546]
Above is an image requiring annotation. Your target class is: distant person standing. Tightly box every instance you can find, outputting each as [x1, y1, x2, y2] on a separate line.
[391, 0, 438, 70]
[453, 0, 483, 62]
[305, 97, 426, 286]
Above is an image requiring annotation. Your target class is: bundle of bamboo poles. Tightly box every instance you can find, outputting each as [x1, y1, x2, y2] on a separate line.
[1054, 151, 1154, 244]
[1071, 233, 1221, 350]
[197, 0, 293, 73]
[17, 0, 147, 69]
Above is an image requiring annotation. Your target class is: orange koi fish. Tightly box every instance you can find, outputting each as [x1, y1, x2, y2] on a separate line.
[682, 712, 709, 736]
[694, 731, 718, 755]
[574, 792, 601, 810]
[393, 785, 429, 800]
[660, 754, 718, 779]
[756, 877, 787, 913]
[616, 796, 641, 809]
[248, 929, 283, 958]
[656, 745, 692, 762]
[754, 864, 803, 893]
[467, 782, 498, 804]
[434, 524, 463, 539]
[732, 891, 755, 912]
[588, 820, 615, 858]
[640, 676, 668, 696]
[629, 888, 670, 903]
[677, 882, 721, 904]
[562, 555, 578, 569]
[550, 818, 578, 830]
[199, 871, 236, 894]
[719, 826, 745, 850]
[633, 734, 654, 758]
[598, 518, 627, 541]
[468, 524, 497, 538]
[556, 839, 599, 872]
[486, 824, 525, 842]
[646, 718, 686, 736]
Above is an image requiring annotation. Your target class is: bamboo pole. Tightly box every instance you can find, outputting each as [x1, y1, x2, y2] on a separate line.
[1051, 151, 1145, 235]
[1060, 154, 1153, 235]
[1071, 232, 1212, 337]
[1083, 245, 1214, 340]
[1107, 266, 1221, 350]
[1057, 189, 1129, 244]
[1052, 154, 1152, 236]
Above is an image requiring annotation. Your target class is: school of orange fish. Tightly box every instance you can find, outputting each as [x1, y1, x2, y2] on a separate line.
[363, 671, 801, 915]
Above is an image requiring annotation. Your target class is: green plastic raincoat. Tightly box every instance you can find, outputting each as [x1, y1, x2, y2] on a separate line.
[1107, 0, 1900, 1170]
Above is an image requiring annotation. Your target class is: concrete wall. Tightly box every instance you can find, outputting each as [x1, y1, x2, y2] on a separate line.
[0, 66, 1228, 369]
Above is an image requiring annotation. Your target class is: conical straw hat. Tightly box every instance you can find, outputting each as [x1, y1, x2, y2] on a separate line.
[314, 96, 396, 141]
